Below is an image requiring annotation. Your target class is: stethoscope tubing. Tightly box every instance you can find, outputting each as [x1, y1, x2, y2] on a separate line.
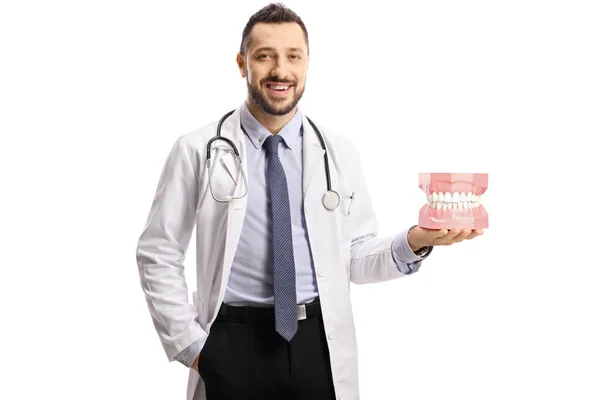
[206, 109, 339, 210]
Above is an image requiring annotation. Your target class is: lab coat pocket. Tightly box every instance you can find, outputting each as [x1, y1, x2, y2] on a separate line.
[336, 189, 355, 245]
[339, 190, 355, 281]
[341, 190, 355, 217]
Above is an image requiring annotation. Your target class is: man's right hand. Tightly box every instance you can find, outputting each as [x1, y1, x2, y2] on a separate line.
[191, 352, 200, 373]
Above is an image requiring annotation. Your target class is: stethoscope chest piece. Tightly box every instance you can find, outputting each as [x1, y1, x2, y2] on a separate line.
[323, 190, 340, 211]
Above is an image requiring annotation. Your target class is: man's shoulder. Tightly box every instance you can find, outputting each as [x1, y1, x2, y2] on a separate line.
[170, 119, 220, 153]
[182, 120, 219, 142]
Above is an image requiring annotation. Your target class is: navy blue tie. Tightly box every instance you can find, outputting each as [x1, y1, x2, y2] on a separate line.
[263, 134, 297, 341]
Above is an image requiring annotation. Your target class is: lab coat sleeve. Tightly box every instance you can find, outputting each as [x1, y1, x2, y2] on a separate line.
[136, 135, 207, 363]
[344, 140, 427, 284]
[174, 337, 205, 367]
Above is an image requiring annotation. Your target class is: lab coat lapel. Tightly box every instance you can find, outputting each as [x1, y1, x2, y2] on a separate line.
[218, 107, 248, 279]
[302, 116, 326, 198]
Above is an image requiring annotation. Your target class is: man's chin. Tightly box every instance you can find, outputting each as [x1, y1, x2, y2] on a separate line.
[264, 92, 291, 104]
[247, 83, 303, 116]
[261, 99, 296, 116]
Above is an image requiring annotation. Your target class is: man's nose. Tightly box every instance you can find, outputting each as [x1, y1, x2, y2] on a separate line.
[270, 57, 289, 77]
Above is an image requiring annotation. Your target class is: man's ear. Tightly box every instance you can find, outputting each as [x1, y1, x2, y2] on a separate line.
[236, 53, 246, 78]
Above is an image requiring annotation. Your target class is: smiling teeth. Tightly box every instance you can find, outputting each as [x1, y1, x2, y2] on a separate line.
[270, 85, 289, 90]
[426, 191, 482, 209]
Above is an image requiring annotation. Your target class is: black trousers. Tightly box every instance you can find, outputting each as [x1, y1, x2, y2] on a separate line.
[197, 299, 337, 400]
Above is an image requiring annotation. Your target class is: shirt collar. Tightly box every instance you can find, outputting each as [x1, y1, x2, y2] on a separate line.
[240, 101, 303, 150]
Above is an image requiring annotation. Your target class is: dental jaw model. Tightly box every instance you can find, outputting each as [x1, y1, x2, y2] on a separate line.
[418, 173, 488, 230]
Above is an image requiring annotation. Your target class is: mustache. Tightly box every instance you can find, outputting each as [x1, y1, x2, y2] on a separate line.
[260, 77, 296, 85]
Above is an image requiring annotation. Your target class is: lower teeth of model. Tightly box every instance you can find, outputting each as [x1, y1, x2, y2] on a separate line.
[426, 192, 482, 210]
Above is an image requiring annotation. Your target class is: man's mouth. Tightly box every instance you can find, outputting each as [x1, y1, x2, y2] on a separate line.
[265, 82, 293, 95]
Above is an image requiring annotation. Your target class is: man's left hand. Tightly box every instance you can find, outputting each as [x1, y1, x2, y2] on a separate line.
[408, 227, 483, 252]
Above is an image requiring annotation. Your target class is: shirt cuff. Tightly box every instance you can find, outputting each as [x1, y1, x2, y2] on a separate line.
[391, 226, 433, 274]
[173, 337, 205, 368]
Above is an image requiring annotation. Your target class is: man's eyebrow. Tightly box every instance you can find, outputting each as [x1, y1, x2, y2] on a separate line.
[253, 46, 305, 54]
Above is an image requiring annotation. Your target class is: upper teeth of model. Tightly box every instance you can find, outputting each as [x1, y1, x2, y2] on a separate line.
[270, 85, 289, 90]
[426, 192, 482, 209]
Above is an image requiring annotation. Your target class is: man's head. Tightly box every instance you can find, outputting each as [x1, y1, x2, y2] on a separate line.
[236, 3, 309, 117]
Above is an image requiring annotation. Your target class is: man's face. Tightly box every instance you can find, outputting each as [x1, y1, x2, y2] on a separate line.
[237, 22, 309, 116]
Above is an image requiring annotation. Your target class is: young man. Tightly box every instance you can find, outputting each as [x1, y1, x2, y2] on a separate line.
[136, 3, 482, 400]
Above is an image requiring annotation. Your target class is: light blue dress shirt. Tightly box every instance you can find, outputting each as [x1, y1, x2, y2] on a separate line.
[224, 101, 318, 307]
[174, 102, 431, 367]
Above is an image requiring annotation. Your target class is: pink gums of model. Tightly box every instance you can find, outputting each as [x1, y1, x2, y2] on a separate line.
[418, 173, 488, 230]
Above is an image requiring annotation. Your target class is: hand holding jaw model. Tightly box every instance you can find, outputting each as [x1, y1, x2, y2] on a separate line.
[407, 173, 487, 251]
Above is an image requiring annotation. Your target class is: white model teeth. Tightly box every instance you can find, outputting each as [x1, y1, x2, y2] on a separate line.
[426, 191, 483, 210]
[270, 85, 289, 90]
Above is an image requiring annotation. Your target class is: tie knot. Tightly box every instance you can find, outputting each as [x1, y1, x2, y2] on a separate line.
[263, 134, 283, 154]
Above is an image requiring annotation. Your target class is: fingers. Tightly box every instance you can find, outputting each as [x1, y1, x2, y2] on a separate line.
[419, 227, 484, 247]
[466, 229, 484, 240]
[434, 228, 483, 245]
[434, 228, 463, 245]
[455, 229, 473, 242]
[433, 229, 449, 238]
[421, 227, 448, 238]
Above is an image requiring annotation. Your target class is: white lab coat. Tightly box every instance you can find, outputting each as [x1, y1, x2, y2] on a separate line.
[136, 104, 418, 400]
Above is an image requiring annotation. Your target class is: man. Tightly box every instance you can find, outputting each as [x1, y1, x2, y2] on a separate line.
[136, 3, 482, 400]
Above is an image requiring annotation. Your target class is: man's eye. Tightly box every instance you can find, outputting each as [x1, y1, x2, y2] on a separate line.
[258, 54, 270, 59]
[290, 55, 300, 60]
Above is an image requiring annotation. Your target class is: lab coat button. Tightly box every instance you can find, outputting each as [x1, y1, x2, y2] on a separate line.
[327, 330, 336, 340]
[317, 269, 325, 277]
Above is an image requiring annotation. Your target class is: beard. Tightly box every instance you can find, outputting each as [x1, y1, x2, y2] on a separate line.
[247, 76, 305, 116]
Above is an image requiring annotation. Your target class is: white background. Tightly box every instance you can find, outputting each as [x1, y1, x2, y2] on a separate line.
[1, 0, 599, 399]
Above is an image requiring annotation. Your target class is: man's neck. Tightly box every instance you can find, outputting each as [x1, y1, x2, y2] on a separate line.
[246, 98, 296, 135]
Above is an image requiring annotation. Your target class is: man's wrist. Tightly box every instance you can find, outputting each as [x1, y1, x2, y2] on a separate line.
[407, 225, 425, 253]
[192, 352, 200, 372]
[174, 338, 205, 369]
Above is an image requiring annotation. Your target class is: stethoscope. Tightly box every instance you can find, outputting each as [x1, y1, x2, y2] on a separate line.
[206, 109, 340, 211]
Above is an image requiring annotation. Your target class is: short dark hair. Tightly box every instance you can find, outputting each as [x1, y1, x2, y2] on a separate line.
[239, 3, 309, 57]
